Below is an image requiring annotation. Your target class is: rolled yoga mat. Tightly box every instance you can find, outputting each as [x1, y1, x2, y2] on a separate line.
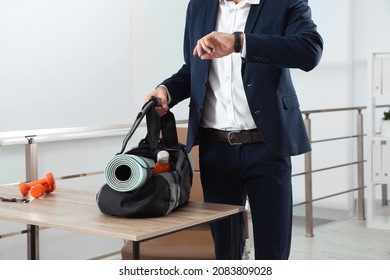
[104, 154, 155, 192]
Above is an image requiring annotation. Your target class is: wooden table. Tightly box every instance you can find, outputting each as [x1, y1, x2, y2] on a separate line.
[0, 185, 244, 260]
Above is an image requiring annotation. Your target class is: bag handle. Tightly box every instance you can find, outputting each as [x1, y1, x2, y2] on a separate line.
[117, 97, 161, 155]
[146, 107, 179, 158]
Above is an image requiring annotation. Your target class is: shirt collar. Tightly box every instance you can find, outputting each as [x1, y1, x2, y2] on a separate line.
[220, 0, 261, 4]
[246, 0, 261, 4]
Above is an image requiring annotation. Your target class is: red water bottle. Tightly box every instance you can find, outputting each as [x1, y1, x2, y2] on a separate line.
[154, 150, 171, 175]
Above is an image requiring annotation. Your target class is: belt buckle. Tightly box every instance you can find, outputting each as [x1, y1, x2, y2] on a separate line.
[227, 130, 242, 145]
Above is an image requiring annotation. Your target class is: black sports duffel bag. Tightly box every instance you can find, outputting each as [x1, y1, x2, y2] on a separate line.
[96, 97, 193, 218]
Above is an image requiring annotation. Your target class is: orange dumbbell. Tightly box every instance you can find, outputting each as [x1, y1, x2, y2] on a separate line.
[19, 172, 56, 198]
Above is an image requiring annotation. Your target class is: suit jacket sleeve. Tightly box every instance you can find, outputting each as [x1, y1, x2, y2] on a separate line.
[244, 0, 323, 71]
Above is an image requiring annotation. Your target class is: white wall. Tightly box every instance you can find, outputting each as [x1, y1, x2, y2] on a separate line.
[1, 0, 390, 259]
[291, 0, 390, 212]
[353, 0, 390, 106]
[0, 0, 188, 260]
[290, 0, 356, 211]
[128, 1, 189, 120]
[0, 0, 132, 131]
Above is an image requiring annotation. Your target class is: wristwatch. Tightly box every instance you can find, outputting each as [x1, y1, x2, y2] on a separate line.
[232, 32, 243, 53]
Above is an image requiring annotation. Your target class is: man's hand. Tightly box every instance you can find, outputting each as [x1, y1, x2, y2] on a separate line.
[193, 31, 236, 60]
[144, 86, 169, 116]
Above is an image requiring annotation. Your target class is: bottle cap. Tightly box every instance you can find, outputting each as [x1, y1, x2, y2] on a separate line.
[157, 150, 170, 164]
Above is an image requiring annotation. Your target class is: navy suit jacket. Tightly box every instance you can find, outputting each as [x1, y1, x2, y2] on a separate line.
[162, 0, 323, 156]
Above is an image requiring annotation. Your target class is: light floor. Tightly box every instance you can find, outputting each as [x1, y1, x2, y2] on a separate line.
[246, 205, 390, 260]
[290, 217, 390, 260]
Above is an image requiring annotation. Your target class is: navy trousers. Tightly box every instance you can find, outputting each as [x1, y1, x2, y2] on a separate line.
[199, 135, 293, 260]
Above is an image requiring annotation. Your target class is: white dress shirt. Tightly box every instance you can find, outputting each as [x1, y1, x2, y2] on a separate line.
[201, 0, 260, 131]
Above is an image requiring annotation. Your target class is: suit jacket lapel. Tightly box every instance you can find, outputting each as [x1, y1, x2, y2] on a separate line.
[200, 0, 219, 74]
[245, 0, 264, 33]
[205, 0, 219, 34]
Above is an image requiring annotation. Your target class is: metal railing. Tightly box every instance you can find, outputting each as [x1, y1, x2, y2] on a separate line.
[298, 106, 366, 237]
[0, 107, 373, 257]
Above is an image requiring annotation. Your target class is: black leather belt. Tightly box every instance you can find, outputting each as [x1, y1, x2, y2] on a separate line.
[202, 128, 263, 145]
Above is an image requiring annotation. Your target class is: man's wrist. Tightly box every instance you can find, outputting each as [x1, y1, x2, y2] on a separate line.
[157, 84, 171, 104]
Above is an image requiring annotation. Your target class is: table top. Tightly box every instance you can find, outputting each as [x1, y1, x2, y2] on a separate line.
[0, 185, 244, 241]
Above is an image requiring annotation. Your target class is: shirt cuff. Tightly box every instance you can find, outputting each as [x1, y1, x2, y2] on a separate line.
[241, 34, 247, 58]
[157, 84, 171, 104]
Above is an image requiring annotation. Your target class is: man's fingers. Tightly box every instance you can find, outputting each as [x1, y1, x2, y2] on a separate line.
[144, 86, 169, 116]
[155, 106, 168, 116]
[200, 38, 214, 54]
[193, 31, 234, 60]
[193, 36, 215, 57]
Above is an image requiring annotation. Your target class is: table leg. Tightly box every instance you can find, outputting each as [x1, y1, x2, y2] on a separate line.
[230, 213, 241, 260]
[132, 241, 140, 260]
[27, 224, 39, 260]
[25, 136, 39, 260]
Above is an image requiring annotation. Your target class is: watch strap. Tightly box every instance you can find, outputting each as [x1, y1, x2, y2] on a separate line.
[233, 32, 242, 53]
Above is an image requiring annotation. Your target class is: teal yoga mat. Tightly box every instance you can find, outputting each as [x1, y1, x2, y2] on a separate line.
[104, 154, 155, 192]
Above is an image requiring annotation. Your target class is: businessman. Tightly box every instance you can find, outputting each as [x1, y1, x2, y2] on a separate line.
[145, 0, 323, 259]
